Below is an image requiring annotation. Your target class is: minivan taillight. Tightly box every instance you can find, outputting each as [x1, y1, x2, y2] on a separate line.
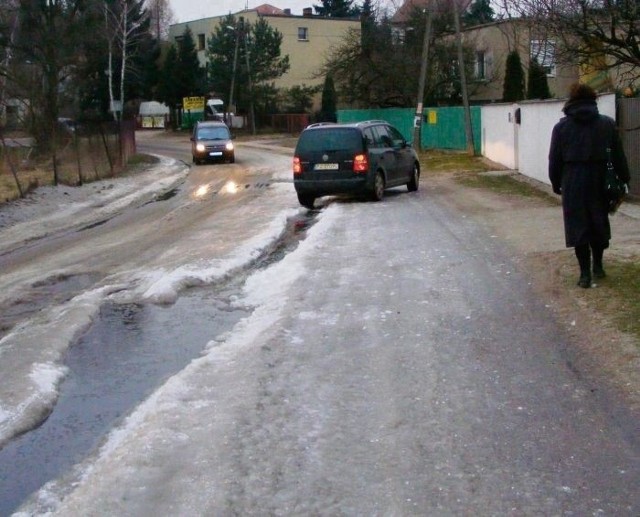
[353, 153, 368, 173]
[293, 156, 302, 175]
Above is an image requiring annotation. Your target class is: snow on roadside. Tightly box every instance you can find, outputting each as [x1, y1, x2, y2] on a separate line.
[28, 205, 341, 515]
[137, 205, 301, 304]
[0, 154, 299, 453]
[0, 155, 188, 252]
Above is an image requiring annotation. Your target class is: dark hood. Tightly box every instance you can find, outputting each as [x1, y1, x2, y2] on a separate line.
[562, 98, 599, 124]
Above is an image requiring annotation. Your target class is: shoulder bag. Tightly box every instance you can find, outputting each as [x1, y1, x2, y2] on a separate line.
[605, 147, 627, 214]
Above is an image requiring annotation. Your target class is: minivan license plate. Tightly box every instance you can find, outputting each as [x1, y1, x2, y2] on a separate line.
[209, 151, 223, 157]
[314, 163, 339, 170]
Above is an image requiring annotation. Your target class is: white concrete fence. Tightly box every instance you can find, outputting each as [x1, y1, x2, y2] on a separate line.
[481, 94, 616, 185]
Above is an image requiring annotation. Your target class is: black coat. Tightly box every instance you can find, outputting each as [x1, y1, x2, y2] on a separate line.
[548, 99, 630, 248]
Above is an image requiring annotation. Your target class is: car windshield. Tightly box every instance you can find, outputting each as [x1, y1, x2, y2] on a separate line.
[197, 127, 230, 140]
[297, 128, 362, 153]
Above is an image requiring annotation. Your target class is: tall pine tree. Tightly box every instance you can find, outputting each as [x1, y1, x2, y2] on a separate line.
[175, 26, 205, 98]
[206, 15, 289, 120]
[462, 0, 494, 27]
[320, 74, 337, 122]
[313, 0, 360, 17]
[502, 50, 525, 102]
[157, 44, 181, 109]
[527, 58, 551, 99]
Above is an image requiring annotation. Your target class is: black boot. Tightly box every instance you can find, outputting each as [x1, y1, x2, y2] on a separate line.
[575, 244, 591, 288]
[592, 244, 606, 279]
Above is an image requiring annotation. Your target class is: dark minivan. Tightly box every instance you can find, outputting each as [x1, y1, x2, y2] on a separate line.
[292, 120, 420, 209]
[191, 121, 235, 164]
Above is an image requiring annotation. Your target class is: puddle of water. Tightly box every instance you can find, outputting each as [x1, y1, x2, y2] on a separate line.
[0, 288, 247, 516]
[0, 273, 102, 339]
[253, 211, 317, 269]
[155, 188, 179, 201]
[0, 210, 319, 515]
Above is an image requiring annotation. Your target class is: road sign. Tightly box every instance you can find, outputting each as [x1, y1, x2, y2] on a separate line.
[183, 96, 205, 111]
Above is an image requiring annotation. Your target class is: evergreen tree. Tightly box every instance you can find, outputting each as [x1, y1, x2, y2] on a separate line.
[502, 50, 525, 102]
[360, 0, 375, 58]
[250, 18, 290, 83]
[175, 26, 205, 98]
[462, 0, 494, 27]
[313, 0, 360, 17]
[320, 74, 337, 121]
[527, 58, 551, 99]
[157, 44, 181, 109]
[206, 15, 289, 120]
[14, 0, 98, 148]
[282, 84, 318, 113]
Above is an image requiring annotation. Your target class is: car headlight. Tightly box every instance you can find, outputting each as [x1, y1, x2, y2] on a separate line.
[225, 142, 234, 151]
[196, 143, 206, 152]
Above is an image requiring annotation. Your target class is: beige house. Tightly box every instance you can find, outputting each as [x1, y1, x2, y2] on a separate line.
[168, 4, 360, 105]
[390, 1, 580, 102]
[459, 19, 579, 102]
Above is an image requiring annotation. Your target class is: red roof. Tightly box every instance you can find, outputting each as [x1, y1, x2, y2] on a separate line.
[251, 4, 285, 15]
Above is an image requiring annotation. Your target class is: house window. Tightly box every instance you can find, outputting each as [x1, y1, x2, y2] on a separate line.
[474, 50, 492, 80]
[530, 40, 556, 77]
[197, 34, 205, 51]
[391, 27, 405, 44]
[475, 51, 486, 79]
[298, 27, 309, 41]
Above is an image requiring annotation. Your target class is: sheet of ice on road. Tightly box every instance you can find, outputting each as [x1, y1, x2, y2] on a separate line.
[21, 205, 341, 514]
[0, 158, 300, 454]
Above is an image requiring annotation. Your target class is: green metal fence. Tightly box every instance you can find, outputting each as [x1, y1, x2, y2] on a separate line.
[337, 106, 481, 154]
[421, 106, 481, 153]
[339, 108, 415, 142]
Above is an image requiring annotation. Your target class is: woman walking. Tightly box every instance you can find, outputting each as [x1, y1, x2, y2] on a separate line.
[549, 83, 630, 288]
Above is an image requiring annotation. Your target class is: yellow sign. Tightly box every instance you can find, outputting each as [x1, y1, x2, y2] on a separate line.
[428, 110, 437, 125]
[183, 96, 205, 111]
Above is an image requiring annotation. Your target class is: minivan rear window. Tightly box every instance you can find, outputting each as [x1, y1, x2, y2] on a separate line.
[297, 128, 363, 153]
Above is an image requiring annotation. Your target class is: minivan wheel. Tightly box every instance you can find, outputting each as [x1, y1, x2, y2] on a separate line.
[407, 163, 420, 192]
[297, 193, 315, 209]
[370, 171, 385, 201]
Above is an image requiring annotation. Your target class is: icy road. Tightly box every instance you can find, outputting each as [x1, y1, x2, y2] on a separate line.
[0, 132, 638, 515]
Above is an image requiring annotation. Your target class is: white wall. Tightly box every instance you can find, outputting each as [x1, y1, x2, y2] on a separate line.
[481, 103, 517, 170]
[482, 94, 617, 185]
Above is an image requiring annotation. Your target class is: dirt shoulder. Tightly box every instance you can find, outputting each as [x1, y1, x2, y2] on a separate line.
[429, 170, 640, 419]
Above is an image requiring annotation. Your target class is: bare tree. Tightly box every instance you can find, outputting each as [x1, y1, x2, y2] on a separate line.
[0, 0, 20, 124]
[495, 0, 640, 86]
[104, 0, 150, 121]
[145, 0, 174, 40]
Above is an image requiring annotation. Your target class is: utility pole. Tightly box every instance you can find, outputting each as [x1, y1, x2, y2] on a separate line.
[227, 22, 240, 125]
[453, 0, 475, 156]
[413, 4, 433, 152]
[242, 19, 256, 135]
